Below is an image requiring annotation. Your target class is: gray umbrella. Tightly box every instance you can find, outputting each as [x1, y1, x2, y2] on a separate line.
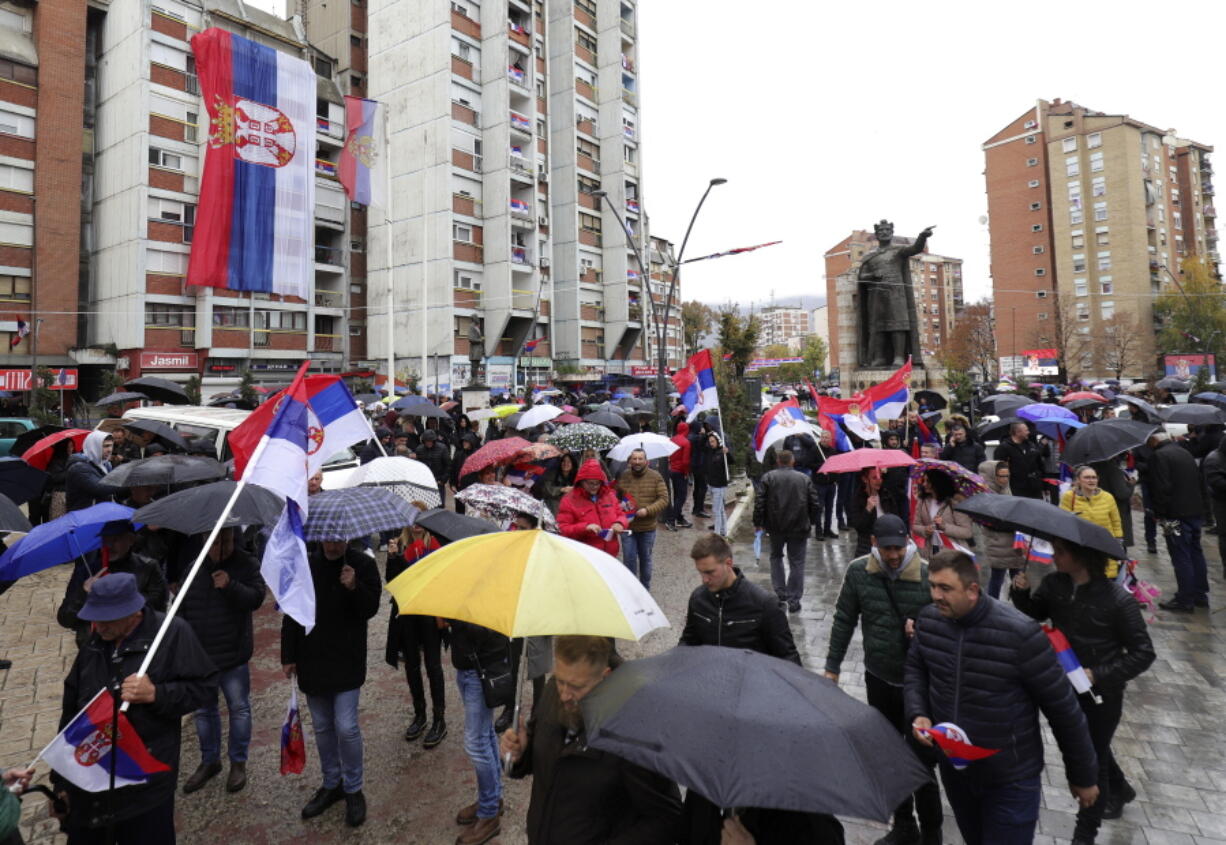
[1061, 419, 1159, 465]
[980, 394, 1030, 416]
[955, 492, 1126, 557]
[103, 455, 227, 488]
[582, 411, 631, 431]
[132, 481, 284, 534]
[123, 376, 191, 405]
[1155, 377, 1190, 393]
[94, 391, 149, 407]
[1117, 394, 1159, 422]
[303, 487, 417, 542]
[121, 418, 190, 452]
[582, 646, 930, 821]
[414, 508, 499, 543]
[1160, 403, 1225, 425]
[0, 493, 32, 534]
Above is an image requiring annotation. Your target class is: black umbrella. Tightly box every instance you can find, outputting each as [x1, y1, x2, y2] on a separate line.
[0, 493, 32, 534]
[132, 481, 284, 534]
[914, 389, 947, 411]
[1117, 395, 1159, 422]
[121, 419, 190, 452]
[976, 416, 1023, 441]
[1209, 381, 1226, 392]
[582, 646, 931, 821]
[10, 425, 64, 458]
[413, 508, 498, 543]
[582, 411, 631, 432]
[1063, 398, 1106, 413]
[980, 394, 1030, 416]
[94, 391, 149, 407]
[0, 458, 48, 506]
[103, 455, 227, 488]
[1155, 377, 1190, 393]
[955, 493, 1126, 558]
[1061, 419, 1159, 465]
[1160, 403, 1225, 425]
[123, 376, 190, 405]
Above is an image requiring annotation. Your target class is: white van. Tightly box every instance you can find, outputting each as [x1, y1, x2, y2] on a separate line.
[101, 405, 362, 489]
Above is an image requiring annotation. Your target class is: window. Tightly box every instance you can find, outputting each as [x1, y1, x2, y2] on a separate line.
[212, 306, 250, 327]
[145, 303, 194, 327]
[255, 310, 307, 331]
[1072, 253, 1086, 273]
[147, 249, 187, 275]
[1028, 179, 1041, 188]
[1100, 277, 1113, 295]
[1097, 252, 1111, 271]
[1093, 202, 1108, 221]
[1036, 290, 1048, 299]
[575, 29, 597, 55]
[1033, 245, 1045, 254]
[1038, 313, 1048, 320]
[1065, 156, 1080, 177]
[1070, 209, 1084, 224]
[0, 59, 36, 87]
[578, 212, 601, 233]
[0, 219, 31, 246]
[1034, 268, 1046, 276]
[148, 148, 182, 170]
[0, 274, 30, 301]
[0, 163, 33, 193]
[1071, 233, 1085, 249]
[452, 223, 473, 242]
[1032, 224, 1044, 232]
[1029, 201, 1042, 211]
[1101, 301, 1114, 320]
[350, 34, 363, 48]
[1074, 278, 1088, 296]
[1088, 132, 1102, 149]
[1077, 305, 1090, 321]
[0, 108, 34, 139]
[1096, 230, 1109, 246]
[453, 40, 471, 61]
[454, 271, 481, 290]
[1089, 151, 1104, 172]
[1063, 137, 1078, 153]
[1025, 135, 1037, 145]
[1027, 157, 1039, 167]
[313, 56, 333, 78]
[1092, 176, 1106, 197]
[1173, 211, 1183, 228]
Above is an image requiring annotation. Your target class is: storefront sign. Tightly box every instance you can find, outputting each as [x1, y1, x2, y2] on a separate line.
[140, 351, 199, 370]
[0, 368, 79, 391]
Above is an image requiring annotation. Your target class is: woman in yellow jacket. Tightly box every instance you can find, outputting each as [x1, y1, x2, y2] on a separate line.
[1060, 464, 1124, 577]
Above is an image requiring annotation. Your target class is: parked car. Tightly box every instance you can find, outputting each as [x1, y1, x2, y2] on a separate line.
[0, 417, 37, 457]
[99, 406, 361, 488]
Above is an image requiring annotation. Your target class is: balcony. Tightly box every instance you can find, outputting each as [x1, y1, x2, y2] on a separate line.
[510, 198, 534, 221]
[511, 246, 533, 269]
[619, 18, 634, 37]
[626, 198, 640, 214]
[512, 288, 535, 311]
[454, 287, 481, 309]
[621, 54, 635, 73]
[507, 21, 530, 47]
[510, 111, 532, 135]
[1206, 205, 1217, 218]
[451, 101, 480, 128]
[315, 158, 338, 179]
[314, 245, 345, 267]
[623, 124, 636, 141]
[315, 116, 343, 140]
[313, 333, 341, 352]
[509, 157, 534, 181]
[314, 289, 345, 308]
[452, 55, 474, 81]
[507, 65, 529, 90]
[621, 88, 637, 107]
[1206, 182, 1216, 196]
[1208, 227, 1219, 242]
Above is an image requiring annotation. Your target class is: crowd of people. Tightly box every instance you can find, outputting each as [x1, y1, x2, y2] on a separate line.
[0, 381, 1190, 845]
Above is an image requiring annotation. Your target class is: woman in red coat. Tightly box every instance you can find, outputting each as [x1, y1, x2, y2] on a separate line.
[556, 459, 629, 556]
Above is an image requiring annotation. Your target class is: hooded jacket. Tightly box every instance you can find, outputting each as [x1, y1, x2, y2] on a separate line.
[359, 428, 392, 464]
[668, 422, 692, 475]
[65, 431, 122, 512]
[826, 545, 930, 685]
[557, 459, 629, 555]
[978, 460, 1025, 571]
[704, 432, 730, 488]
[450, 431, 482, 488]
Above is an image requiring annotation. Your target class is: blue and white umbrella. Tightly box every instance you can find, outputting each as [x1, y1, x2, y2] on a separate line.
[303, 487, 418, 542]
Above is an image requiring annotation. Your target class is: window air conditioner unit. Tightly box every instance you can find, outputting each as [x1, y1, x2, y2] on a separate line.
[538, 215, 548, 226]
[1024, 119, 1037, 129]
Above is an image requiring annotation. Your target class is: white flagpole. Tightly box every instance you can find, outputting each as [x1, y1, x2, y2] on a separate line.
[384, 105, 396, 403]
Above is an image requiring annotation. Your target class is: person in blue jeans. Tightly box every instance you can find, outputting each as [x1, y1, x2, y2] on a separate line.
[1146, 432, 1211, 612]
[282, 540, 382, 828]
[178, 528, 265, 796]
[615, 448, 669, 588]
[449, 619, 509, 845]
[906, 551, 1099, 845]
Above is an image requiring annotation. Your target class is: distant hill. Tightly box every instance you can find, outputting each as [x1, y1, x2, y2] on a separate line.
[692, 294, 827, 313]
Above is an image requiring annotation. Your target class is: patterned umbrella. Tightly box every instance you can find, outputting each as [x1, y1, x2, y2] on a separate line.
[303, 487, 418, 542]
[547, 423, 619, 453]
[455, 483, 558, 531]
[460, 437, 533, 477]
[340, 456, 441, 508]
[516, 442, 563, 463]
[908, 459, 990, 499]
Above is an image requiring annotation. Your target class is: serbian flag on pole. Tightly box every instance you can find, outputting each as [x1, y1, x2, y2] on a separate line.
[1044, 625, 1094, 695]
[187, 28, 316, 298]
[862, 358, 913, 421]
[753, 399, 816, 461]
[40, 688, 171, 792]
[280, 687, 306, 775]
[339, 96, 385, 208]
[673, 349, 718, 423]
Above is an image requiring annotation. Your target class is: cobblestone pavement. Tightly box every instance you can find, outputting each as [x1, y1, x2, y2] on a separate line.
[2, 493, 1225, 844]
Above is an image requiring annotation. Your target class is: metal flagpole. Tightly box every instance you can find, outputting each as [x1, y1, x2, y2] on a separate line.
[384, 106, 396, 404]
[420, 129, 428, 393]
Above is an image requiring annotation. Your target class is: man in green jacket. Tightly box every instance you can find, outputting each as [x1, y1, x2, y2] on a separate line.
[823, 514, 941, 845]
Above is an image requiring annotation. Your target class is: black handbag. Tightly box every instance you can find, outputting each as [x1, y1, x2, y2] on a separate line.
[471, 646, 515, 709]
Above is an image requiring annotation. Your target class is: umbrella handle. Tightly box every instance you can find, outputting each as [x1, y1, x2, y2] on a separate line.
[502, 647, 527, 775]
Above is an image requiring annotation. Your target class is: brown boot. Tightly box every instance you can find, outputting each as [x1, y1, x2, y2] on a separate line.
[455, 815, 500, 845]
[456, 798, 504, 825]
[183, 760, 222, 794]
[225, 762, 247, 793]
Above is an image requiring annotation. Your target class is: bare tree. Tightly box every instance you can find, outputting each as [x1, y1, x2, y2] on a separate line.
[1099, 312, 1143, 379]
[1028, 298, 1092, 383]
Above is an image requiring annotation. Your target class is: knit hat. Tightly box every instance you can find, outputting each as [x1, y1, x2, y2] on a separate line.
[575, 458, 607, 483]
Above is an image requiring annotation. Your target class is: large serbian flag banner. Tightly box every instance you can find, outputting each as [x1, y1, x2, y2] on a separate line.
[187, 28, 315, 298]
[339, 96, 385, 208]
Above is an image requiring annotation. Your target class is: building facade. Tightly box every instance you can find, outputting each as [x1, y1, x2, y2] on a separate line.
[823, 230, 963, 371]
[984, 98, 1216, 379]
[360, 0, 651, 395]
[757, 305, 808, 349]
[644, 233, 681, 370]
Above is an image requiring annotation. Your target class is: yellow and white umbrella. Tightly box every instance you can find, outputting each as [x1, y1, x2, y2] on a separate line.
[385, 530, 668, 641]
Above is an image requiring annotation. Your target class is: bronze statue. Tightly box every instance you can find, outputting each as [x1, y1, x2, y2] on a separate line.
[466, 322, 485, 385]
[856, 220, 931, 368]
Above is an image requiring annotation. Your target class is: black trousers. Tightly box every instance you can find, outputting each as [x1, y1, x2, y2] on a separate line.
[1075, 687, 1127, 839]
[691, 472, 707, 515]
[66, 797, 175, 844]
[864, 671, 942, 831]
[396, 615, 446, 715]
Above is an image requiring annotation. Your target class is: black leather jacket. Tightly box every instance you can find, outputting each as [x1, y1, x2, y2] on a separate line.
[753, 468, 819, 537]
[679, 569, 799, 664]
[1011, 572, 1155, 692]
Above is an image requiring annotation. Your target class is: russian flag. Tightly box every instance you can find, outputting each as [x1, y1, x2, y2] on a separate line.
[1044, 625, 1094, 695]
[187, 28, 316, 298]
[753, 399, 816, 461]
[921, 722, 1000, 770]
[863, 359, 912, 421]
[339, 96, 385, 208]
[673, 349, 719, 423]
[40, 688, 171, 792]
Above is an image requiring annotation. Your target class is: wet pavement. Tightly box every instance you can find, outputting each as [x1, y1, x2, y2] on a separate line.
[2, 490, 1226, 843]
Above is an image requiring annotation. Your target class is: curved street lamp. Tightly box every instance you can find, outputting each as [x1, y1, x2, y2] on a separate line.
[594, 178, 726, 430]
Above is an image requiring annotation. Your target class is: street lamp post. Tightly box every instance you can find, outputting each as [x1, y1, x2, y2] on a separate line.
[594, 178, 726, 432]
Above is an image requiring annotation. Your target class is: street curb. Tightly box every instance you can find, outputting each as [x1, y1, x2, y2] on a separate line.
[725, 477, 753, 539]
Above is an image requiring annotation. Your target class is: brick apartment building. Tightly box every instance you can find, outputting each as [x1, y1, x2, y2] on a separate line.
[757, 304, 809, 349]
[984, 98, 1216, 380]
[823, 230, 963, 372]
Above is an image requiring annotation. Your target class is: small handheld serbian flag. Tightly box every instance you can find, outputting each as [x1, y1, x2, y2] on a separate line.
[1044, 625, 1094, 696]
[921, 722, 1000, 770]
[40, 688, 171, 792]
[281, 686, 306, 775]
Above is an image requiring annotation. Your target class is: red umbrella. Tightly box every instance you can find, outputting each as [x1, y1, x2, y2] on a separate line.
[460, 437, 533, 477]
[819, 448, 916, 475]
[1060, 391, 1108, 404]
[555, 413, 584, 424]
[21, 429, 92, 470]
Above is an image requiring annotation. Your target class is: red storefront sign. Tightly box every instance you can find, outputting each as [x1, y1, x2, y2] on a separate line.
[630, 366, 661, 376]
[139, 351, 199, 370]
[0, 368, 79, 391]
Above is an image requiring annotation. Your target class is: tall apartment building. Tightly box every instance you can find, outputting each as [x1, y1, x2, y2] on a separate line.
[644, 233, 681, 370]
[361, 0, 650, 394]
[984, 98, 1216, 379]
[758, 305, 808, 349]
[823, 230, 963, 371]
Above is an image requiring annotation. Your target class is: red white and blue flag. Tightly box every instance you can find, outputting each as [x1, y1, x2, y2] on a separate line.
[921, 722, 1000, 770]
[231, 365, 373, 632]
[280, 686, 306, 775]
[753, 398, 817, 461]
[1013, 532, 1054, 564]
[9, 318, 28, 349]
[522, 338, 541, 353]
[816, 394, 877, 450]
[933, 529, 976, 560]
[40, 688, 171, 792]
[672, 349, 719, 423]
[1044, 625, 1094, 694]
[187, 28, 316, 298]
[861, 358, 912, 421]
[339, 96, 385, 208]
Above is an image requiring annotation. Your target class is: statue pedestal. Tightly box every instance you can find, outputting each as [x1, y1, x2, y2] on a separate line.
[462, 383, 490, 437]
[844, 362, 947, 398]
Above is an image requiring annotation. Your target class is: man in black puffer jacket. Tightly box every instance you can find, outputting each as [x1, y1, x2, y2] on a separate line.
[905, 550, 1098, 845]
[1147, 431, 1210, 611]
[179, 528, 266, 796]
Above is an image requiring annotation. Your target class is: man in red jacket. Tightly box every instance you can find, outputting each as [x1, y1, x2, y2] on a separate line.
[557, 459, 629, 556]
[665, 421, 693, 530]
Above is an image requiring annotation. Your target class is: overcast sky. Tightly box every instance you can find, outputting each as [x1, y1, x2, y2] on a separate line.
[254, 0, 1226, 309]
